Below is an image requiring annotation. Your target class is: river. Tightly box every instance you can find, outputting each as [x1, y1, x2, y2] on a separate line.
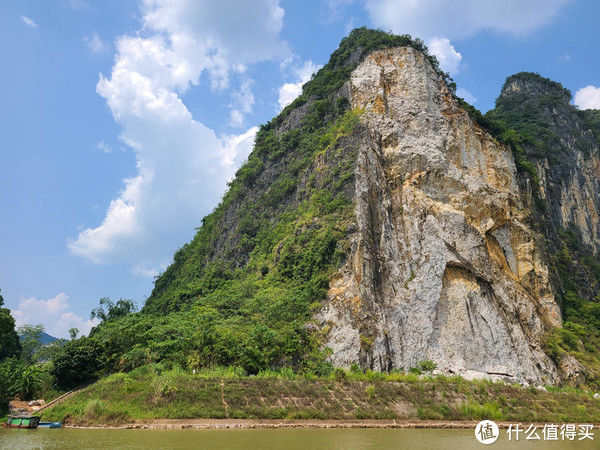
[0, 428, 597, 449]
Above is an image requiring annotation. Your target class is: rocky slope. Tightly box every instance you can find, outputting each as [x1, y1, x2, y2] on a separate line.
[319, 48, 561, 384]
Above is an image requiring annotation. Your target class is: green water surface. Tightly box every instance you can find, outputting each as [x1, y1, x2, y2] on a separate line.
[0, 428, 597, 449]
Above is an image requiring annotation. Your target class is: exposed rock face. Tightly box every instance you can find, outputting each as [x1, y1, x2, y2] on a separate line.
[496, 74, 600, 253]
[319, 47, 562, 384]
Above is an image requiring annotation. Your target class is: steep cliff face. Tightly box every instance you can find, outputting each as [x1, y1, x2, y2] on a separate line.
[493, 74, 600, 253]
[319, 48, 561, 384]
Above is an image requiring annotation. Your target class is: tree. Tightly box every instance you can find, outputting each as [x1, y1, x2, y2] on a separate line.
[0, 289, 21, 361]
[10, 363, 43, 400]
[50, 338, 99, 390]
[17, 324, 44, 365]
[0, 358, 43, 408]
[90, 297, 137, 323]
[0, 358, 18, 412]
[69, 328, 79, 340]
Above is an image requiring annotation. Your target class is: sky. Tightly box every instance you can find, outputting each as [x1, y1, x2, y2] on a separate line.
[1, 0, 599, 338]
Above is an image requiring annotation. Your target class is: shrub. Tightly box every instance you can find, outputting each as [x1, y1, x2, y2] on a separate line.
[333, 368, 348, 381]
[418, 360, 437, 372]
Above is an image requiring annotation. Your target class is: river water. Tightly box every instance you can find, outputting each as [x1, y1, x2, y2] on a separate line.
[0, 428, 597, 449]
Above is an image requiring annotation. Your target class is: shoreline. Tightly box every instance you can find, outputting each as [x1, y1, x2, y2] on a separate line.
[40, 374, 600, 428]
[62, 419, 600, 430]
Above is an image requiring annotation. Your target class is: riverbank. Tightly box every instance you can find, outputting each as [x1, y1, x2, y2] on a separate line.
[62, 419, 480, 429]
[38, 366, 600, 427]
[61, 418, 600, 430]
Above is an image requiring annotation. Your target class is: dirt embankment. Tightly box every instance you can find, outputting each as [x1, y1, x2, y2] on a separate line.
[64, 419, 600, 430]
[40, 372, 600, 427]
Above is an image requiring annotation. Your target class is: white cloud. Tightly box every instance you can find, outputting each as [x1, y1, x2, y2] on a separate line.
[456, 87, 477, 105]
[278, 60, 320, 110]
[229, 110, 244, 127]
[68, 0, 285, 270]
[574, 86, 600, 110]
[83, 33, 106, 53]
[21, 16, 38, 28]
[96, 141, 112, 153]
[221, 126, 258, 180]
[427, 38, 462, 75]
[363, 0, 570, 40]
[11, 293, 99, 339]
[229, 79, 255, 126]
[141, 0, 289, 89]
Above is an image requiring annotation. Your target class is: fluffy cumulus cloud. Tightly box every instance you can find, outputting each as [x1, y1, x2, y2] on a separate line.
[363, 0, 570, 40]
[141, 0, 289, 89]
[68, 0, 286, 272]
[278, 60, 320, 110]
[427, 38, 462, 75]
[574, 86, 600, 110]
[11, 293, 99, 339]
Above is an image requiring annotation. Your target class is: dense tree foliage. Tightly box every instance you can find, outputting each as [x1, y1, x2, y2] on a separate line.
[0, 289, 21, 362]
[0, 289, 24, 412]
[0, 292, 49, 412]
[50, 338, 100, 390]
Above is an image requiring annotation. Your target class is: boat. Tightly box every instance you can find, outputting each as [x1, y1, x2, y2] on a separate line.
[3, 415, 41, 429]
[38, 422, 62, 428]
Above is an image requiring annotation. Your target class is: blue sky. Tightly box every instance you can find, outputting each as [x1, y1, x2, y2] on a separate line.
[1, 0, 599, 338]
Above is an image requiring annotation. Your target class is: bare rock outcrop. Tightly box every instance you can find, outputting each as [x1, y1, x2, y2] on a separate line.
[319, 47, 562, 384]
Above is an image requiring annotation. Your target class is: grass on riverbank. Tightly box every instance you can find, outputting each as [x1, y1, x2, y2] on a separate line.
[39, 365, 600, 426]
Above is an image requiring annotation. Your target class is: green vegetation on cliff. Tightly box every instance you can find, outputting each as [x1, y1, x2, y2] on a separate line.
[545, 228, 600, 383]
[579, 109, 600, 144]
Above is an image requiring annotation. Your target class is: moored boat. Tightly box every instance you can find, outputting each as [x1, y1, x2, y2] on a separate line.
[4, 415, 41, 429]
[38, 421, 62, 428]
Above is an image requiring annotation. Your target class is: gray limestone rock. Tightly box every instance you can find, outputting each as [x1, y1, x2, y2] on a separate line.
[319, 47, 562, 385]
